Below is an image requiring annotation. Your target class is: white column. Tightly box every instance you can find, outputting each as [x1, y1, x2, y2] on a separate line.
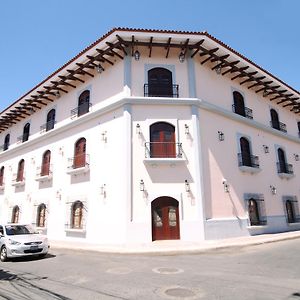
[191, 104, 205, 239]
[123, 48, 132, 97]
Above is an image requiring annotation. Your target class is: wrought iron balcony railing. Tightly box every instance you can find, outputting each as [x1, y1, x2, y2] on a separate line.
[270, 120, 287, 133]
[277, 162, 293, 174]
[144, 142, 183, 158]
[67, 154, 90, 170]
[250, 219, 267, 226]
[144, 84, 179, 98]
[12, 173, 25, 185]
[70, 103, 92, 118]
[238, 153, 259, 168]
[40, 120, 56, 132]
[232, 104, 253, 119]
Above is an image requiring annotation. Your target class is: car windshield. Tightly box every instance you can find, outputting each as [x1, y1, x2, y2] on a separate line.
[5, 225, 35, 236]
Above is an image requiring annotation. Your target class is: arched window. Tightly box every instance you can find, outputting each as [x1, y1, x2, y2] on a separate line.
[240, 137, 252, 167]
[22, 123, 30, 142]
[150, 122, 176, 158]
[0, 166, 4, 186]
[248, 198, 260, 226]
[41, 150, 51, 176]
[3, 134, 10, 151]
[78, 90, 90, 117]
[17, 159, 25, 182]
[46, 109, 56, 131]
[11, 205, 20, 223]
[74, 138, 86, 168]
[147, 68, 173, 97]
[286, 200, 295, 223]
[71, 201, 83, 229]
[297, 121, 300, 137]
[36, 204, 46, 227]
[278, 148, 287, 173]
[233, 91, 245, 117]
[270, 109, 280, 130]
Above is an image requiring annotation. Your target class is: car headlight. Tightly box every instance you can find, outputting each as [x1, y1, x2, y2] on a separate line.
[8, 239, 21, 246]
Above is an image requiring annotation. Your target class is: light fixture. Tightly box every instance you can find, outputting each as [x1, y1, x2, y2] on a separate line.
[29, 107, 35, 115]
[215, 62, 222, 75]
[101, 131, 107, 143]
[263, 89, 268, 97]
[96, 65, 104, 73]
[56, 189, 62, 200]
[139, 179, 145, 192]
[294, 154, 299, 161]
[270, 185, 277, 195]
[263, 145, 269, 153]
[218, 131, 224, 141]
[55, 91, 60, 98]
[184, 124, 189, 135]
[134, 49, 140, 61]
[100, 184, 106, 195]
[179, 51, 185, 63]
[185, 180, 190, 192]
[136, 123, 141, 135]
[222, 179, 229, 193]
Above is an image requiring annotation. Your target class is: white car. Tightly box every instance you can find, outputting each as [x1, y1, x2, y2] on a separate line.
[0, 224, 49, 261]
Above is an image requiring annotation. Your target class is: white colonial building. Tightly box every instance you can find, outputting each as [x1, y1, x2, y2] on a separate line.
[0, 28, 299, 244]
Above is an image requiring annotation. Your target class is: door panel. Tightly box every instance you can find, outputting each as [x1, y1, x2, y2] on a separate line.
[152, 197, 180, 241]
[74, 138, 86, 168]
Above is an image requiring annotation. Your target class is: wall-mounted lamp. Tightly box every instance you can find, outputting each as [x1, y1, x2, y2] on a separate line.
[294, 154, 299, 161]
[100, 184, 106, 196]
[263, 145, 269, 153]
[96, 65, 104, 73]
[101, 131, 107, 143]
[31, 157, 35, 164]
[222, 179, 229, 193]
[56, 189, 62, 200]
[263, 89, 268, 97]
[184, 124, 189, 135]
[184, 180, 190, 192]
[26, 193, 31, 202]
[133, 44, 140, 61]
[55, 91, 61, 98]
[59, 146, 64, 156]
[218, 131, 224, 141]
[29, 107, 35, 115]
[270, 185, 277, 195]
[136, 123, 141, 135]
[179, 51, 185, 63]
[140, 179, 145, 192]
[215, 62, 222, 75]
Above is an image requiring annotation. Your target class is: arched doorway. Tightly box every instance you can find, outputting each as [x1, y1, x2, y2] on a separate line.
[240, 137, 251, 167]
[233, 91, 245, 117]
[74, 138, 86, 168]
[152, 197, 180, 241]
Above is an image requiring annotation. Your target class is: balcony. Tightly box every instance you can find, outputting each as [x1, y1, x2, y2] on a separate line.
[277, 162, 294, 179]
[144, 142, 185, 166]
[232, 104, 253, 119]
[144, 84, 179, 98]
[12, 174, 25, 187]
[66, 154, 90, 175]
[70, 102, 92, 118]
[238, 153, 261, 173]
[40, 120, 56, 133]
[270, 120, 287, 133]
[35, 165, 53, 182]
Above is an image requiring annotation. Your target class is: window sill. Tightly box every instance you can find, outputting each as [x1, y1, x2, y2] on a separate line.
[143, 157, 186, 167]
[239, 166, 261, 174]
[278, 173, 294, 179]
[247, 224, 268, 229]
[35, 174, 52, 182]
[12, 180, 25, 187]
[66, 165, 90, 175]
[0, 185, 5, 191]
[65, 228, 86, 233]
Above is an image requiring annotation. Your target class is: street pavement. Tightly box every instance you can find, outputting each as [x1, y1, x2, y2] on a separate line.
[0, 233, 300, 299]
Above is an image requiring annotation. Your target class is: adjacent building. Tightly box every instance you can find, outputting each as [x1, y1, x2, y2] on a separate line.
[0, 28, 299, 244]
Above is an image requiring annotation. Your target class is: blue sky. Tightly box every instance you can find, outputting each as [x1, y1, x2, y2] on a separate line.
[0, 0, 299, 112]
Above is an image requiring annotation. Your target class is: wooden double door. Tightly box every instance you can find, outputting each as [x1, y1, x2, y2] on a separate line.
[152, 197, 180, 241]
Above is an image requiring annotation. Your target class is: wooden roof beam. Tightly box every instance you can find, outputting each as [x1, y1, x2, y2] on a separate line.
[66, 70, 85, 83]
[190, 39, 205, 58]
[148, 37, 153, 57]
[165, 37, 172, 58]
[49, 83, 68, 93]
[95, 50, 114, 65]
[76, 62, 94, 70]
[241, 75, 266, 86]
[221, 60, 240, 75]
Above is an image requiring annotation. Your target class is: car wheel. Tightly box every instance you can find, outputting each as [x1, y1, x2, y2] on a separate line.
[0, 246, 8, 262]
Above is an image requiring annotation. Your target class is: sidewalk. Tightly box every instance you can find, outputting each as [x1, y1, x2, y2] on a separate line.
[50, 230, 300, 255]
